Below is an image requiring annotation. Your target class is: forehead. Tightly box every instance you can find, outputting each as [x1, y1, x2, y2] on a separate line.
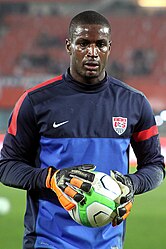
[72, 24, 110, 40]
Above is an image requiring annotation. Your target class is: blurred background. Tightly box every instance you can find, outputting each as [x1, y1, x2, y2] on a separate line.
[0, 0, 166, 248]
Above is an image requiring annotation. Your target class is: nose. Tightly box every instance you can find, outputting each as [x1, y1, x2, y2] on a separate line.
[87, 44, 98, 57]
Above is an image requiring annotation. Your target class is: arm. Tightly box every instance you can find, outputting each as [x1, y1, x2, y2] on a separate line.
[128, 96, 165, 194]
[0, 92, 95, 210]
[111, 96, 165, 226]
[0, 92, 48, 190]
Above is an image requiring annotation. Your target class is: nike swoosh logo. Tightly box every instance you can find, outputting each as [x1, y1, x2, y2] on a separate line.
[53, 120, 69, 128]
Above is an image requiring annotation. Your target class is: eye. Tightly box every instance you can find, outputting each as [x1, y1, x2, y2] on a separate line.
[79, 41, 88, 48]
[97, 41, 107, 48]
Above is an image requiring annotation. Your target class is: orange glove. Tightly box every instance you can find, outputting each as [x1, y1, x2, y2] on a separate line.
[46, 164, 95, 211]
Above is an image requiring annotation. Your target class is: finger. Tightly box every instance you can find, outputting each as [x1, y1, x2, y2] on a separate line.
[112, 202, 133, 226]
[79, 164, 96, 171]
[110, 170, 120, 182]
[118, 206, 126, 217]
[113, 171, 125, 183]
[62, 185, 85, 203]
[120, 196, 128, 204]
[70, 169, 95, 182]
[70, 177, 92, 192]
[122, 212, 130, 220]
[112, 216, 123, 227]
[120, 193, 133, 204]
[70, 164, 96, 171]
[122, 202, 132, 220]
[51, 182, 76, 211]
[117, 201, 132, 217]
[58, 192, 76, 211]
[125, 201, 132, 213]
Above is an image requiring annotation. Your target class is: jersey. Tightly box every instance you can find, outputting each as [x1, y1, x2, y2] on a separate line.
[0, 70, 165, 249]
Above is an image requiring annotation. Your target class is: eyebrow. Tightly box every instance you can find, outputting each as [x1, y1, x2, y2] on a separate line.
[76, 38, 108, 43]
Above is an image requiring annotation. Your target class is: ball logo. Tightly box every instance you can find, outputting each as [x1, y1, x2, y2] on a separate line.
[112, 117, 127, 135]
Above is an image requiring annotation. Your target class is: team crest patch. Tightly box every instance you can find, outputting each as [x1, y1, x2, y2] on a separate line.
[112, 117, 127, 135]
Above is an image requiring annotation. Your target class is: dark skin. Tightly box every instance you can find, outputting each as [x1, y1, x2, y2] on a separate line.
[66, 24, 112, 84]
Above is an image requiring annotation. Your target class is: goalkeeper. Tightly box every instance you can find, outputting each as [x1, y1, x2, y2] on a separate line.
[0, 10, 165, 249]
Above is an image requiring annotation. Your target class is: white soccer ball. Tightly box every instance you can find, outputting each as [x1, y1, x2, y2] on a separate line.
[69, 171, 121, 227]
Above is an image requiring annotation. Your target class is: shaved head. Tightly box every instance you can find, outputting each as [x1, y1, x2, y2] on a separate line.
[69, 10, 111, 40]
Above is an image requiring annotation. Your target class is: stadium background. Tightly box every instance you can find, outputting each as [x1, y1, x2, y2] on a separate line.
[0, 1, 165, 248]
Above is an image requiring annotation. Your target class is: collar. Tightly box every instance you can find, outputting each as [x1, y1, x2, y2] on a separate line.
[63, 68, 109, 93]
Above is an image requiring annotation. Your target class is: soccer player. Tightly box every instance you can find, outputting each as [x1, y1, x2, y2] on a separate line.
[0, 10, 165, 249]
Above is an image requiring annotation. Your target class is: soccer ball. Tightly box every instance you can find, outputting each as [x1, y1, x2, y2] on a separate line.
[68, 171, 121, 227]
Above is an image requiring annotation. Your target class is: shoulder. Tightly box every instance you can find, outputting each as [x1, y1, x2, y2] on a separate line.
[108, 75, 144, 97]
[108, 76, 153, 117]
[8, 75, 64, 136]
[27, 75, 63, 95]
[23, 74, 64, 105]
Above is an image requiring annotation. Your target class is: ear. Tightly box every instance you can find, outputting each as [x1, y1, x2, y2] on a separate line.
[66, 39, 72, 55]
[108, 40, 112, 52]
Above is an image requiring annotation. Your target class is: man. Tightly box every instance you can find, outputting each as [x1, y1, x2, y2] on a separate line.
[0, 10, 165, 249]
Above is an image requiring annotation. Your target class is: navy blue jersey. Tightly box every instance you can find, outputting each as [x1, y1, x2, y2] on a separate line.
[0, 70, 165, 249]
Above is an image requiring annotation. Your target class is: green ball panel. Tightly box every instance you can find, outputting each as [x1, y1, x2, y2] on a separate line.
[77, 187, 116, 227]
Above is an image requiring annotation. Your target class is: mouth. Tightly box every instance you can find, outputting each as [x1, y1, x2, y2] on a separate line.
[84, 61, 99, 71]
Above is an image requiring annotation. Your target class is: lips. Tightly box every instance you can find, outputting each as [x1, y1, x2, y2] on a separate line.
[84, 61, 99, 70]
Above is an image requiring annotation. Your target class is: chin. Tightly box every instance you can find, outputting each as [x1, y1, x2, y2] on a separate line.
[85, 71, 99, 78]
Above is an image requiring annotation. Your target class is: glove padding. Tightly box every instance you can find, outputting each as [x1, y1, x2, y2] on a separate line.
[46, 164, 95, 211]
[110, 170, 134, 226]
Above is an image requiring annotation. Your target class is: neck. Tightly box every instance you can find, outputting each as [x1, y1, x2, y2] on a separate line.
[70, 69, 106, 85]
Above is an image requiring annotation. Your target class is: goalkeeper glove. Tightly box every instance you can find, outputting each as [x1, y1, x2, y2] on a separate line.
[46, 164, 95, 211]
[110, 170, 134, 226]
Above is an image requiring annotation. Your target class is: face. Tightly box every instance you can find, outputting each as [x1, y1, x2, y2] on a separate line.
[66, 24, 111, 84]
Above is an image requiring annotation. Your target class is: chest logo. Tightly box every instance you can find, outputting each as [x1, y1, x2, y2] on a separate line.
[112, 117, 127, 135]
[53, 120, 69, 129]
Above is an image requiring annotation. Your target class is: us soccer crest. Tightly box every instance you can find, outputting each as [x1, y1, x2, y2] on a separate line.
[112, 117, 127, 135]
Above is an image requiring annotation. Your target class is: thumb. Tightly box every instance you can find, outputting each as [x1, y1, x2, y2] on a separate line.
[77, 164, 96, 171]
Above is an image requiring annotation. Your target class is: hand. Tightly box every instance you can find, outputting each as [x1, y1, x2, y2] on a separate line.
[46, 164, 95, 211]
[110, 170, 134, 226]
